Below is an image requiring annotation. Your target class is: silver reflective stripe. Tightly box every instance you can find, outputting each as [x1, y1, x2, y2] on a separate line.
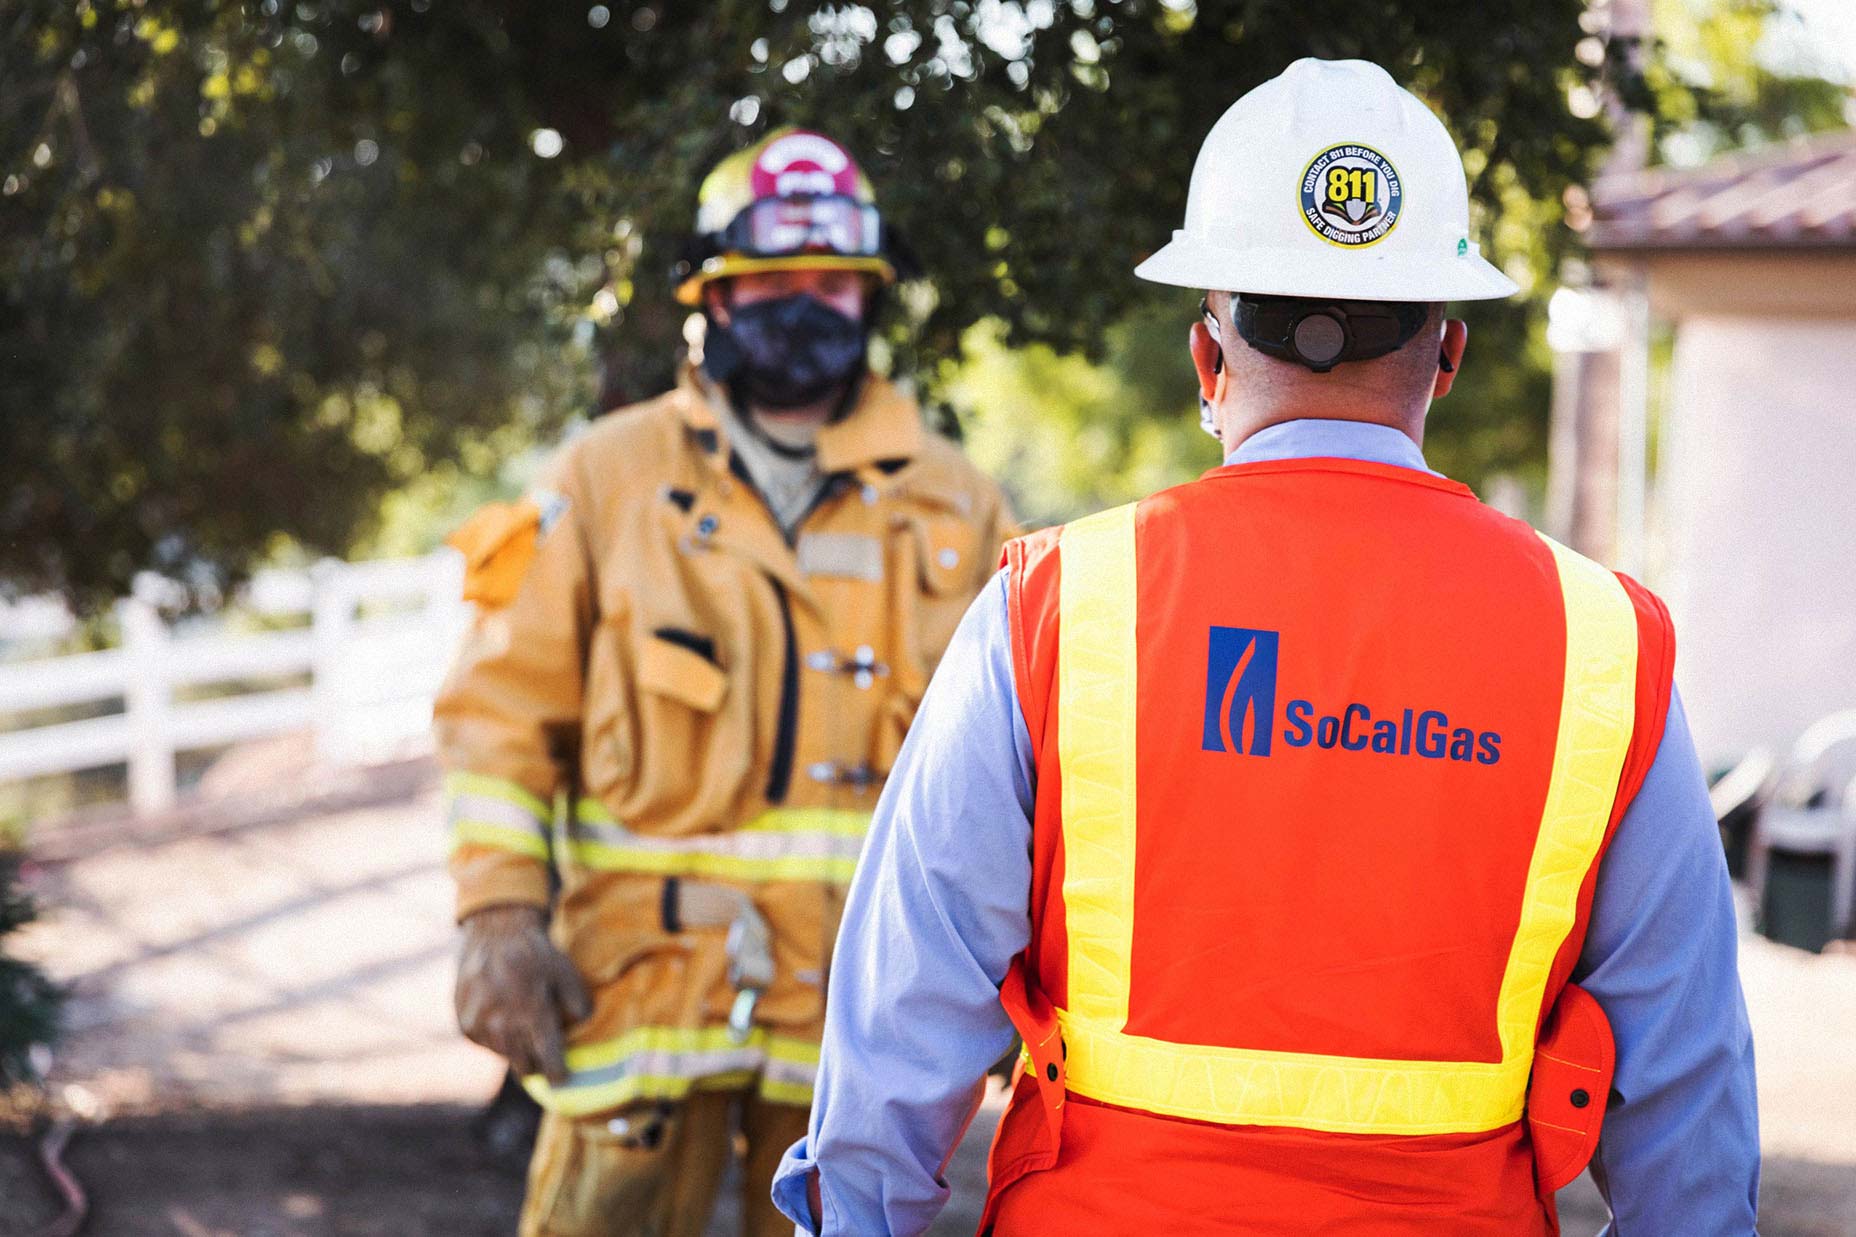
[760, 1053, 818, 1091]
[559, 1043, 768, 1094]
[448, 792, 548, 838]
[570, 816, 864, 865]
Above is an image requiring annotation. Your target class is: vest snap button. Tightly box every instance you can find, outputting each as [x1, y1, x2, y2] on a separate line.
[1045, 1062, 1058, 1082]
[1570, 1088, 1591, 1109]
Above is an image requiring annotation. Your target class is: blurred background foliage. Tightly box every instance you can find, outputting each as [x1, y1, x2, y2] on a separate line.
[1, 0, 1848, 605]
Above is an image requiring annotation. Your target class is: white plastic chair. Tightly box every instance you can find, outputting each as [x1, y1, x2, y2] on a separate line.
[1709, 746, 1775, 878]
[1747, 711, 1856, 947]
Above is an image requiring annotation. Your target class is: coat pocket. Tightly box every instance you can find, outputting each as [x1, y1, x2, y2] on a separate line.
[914, 514, 982, 598]
[585, 626, 757, 833]
[636, 629, 729, 713]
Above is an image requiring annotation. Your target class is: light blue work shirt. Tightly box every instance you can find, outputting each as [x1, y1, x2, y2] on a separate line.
[773, 419, 1759, 1236]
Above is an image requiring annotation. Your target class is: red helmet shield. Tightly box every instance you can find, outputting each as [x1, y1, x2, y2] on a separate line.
[748, 131, 865, 201]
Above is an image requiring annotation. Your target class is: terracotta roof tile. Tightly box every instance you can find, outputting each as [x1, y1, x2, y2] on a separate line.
[1589, 131, 1856, 250]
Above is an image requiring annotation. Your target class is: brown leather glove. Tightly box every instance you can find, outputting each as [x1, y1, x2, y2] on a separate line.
[455, 905, 592, 1085]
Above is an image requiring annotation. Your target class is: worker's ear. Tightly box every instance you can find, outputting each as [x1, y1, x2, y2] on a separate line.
[703, 281, 733, 326]
[1434, 318, 1468, 399]
[1190, 319, 1224, 402]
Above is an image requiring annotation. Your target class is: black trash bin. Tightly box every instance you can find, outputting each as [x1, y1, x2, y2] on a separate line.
[1752, 804, 1855, 954]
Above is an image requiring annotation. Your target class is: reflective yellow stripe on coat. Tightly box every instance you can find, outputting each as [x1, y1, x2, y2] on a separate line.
[445, 771, 552, 860]
[522, 1025, 823, 1114]
[568, 800, 871, 884]
[1052, 505, 1639, 1135]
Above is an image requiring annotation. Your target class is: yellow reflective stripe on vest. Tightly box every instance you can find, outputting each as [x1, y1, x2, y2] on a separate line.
[445, 771, 551, 861]
[567, 801, 871, 883]
[1496, 534, 1639, 1065]
[1054, 516, 1637, 1135]
[1056, 503, 1142, 1028]
[522, 1024, 820, 1114]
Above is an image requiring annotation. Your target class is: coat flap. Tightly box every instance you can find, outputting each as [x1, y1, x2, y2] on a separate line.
[914, 514, 981, 596]
[635, 631, 729, 714]
[447, 499, 542, 608]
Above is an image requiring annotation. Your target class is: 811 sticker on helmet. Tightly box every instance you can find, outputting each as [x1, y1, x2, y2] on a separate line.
[1300, 143, 1403, 248]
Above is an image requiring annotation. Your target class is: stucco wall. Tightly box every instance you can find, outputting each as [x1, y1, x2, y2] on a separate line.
[1657, 314, 1856, 766]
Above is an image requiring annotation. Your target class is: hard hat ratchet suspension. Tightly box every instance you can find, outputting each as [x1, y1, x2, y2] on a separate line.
[1234, 295, 1432, 374]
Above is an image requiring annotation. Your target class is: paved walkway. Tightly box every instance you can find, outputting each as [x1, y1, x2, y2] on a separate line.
[15, 762, 1856, 1233]
[22, 764, 503, 1115]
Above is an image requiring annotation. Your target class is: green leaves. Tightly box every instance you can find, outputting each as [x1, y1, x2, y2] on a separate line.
[2, 0, 1789, 603]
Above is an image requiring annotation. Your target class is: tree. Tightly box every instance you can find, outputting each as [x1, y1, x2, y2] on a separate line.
[4, 0, 1630, 607]
[1645, 0, 1849, 162]
[941, 0, 1850, 522]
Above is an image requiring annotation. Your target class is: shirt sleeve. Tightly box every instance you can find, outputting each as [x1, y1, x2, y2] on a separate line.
[772, 570, 1033, 1236]
[1576, 688, 1760, 1235]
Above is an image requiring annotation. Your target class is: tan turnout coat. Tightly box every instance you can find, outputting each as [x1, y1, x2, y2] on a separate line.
[434, 365, 1014, 1115]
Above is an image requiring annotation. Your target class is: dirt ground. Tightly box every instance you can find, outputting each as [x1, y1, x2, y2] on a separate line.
[8, 752, 1856, 1235]
[1, 1107, 519, 1237]
[0, 1099, 975, 1237]
[6, 1099, 1854, 1236]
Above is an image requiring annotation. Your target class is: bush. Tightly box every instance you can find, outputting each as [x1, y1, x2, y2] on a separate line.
[0, 856, 59, 1088]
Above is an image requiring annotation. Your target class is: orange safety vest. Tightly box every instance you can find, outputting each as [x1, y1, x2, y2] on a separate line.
[981, 457, 1672, 1236]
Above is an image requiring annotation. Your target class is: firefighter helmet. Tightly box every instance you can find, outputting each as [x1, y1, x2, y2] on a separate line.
[673, 128, 901, 306]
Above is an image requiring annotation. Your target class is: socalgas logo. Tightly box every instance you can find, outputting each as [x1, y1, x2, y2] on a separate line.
[1200, 626, 1502, 765]
[1201, 627, 1280, 756]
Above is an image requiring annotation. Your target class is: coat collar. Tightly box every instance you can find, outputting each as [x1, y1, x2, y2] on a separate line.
[674, 363, 923, 476]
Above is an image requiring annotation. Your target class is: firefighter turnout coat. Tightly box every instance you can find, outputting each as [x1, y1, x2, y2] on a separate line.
[434, 365, 1015, 1116]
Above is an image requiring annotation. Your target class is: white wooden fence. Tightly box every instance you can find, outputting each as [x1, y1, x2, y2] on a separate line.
[0, 554, 468, 816]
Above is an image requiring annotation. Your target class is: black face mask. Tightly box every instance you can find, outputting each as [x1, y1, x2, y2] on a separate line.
[702, 293, 868, 409]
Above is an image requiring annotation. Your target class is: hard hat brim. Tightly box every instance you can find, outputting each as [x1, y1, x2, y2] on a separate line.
[1134, 234, 1518, 303]
[674, 254, 898, 306]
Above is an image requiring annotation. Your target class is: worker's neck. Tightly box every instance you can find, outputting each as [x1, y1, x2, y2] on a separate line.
[751, 402, 833, 452]
[1218, 400, 1426, 454]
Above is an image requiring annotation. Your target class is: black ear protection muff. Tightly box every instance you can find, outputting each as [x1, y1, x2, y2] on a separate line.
[1232, 294, 1431, 374]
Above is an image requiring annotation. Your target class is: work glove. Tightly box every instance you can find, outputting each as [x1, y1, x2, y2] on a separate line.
[455, 904, 592, 1085]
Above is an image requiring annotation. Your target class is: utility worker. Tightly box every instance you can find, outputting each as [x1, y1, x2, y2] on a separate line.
[434, 127, 1016, 1237]
[773, 60, 1759, 1235]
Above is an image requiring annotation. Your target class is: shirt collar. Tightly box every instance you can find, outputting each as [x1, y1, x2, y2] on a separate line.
[1224, 419, 1438, 476]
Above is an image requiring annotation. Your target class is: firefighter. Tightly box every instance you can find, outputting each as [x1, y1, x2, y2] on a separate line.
[773, 60, 1758, 1234]
[435, 127, 1016, 1237]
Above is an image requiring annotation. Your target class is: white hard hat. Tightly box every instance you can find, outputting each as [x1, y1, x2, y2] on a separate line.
[1136, 58, 1517, 302]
